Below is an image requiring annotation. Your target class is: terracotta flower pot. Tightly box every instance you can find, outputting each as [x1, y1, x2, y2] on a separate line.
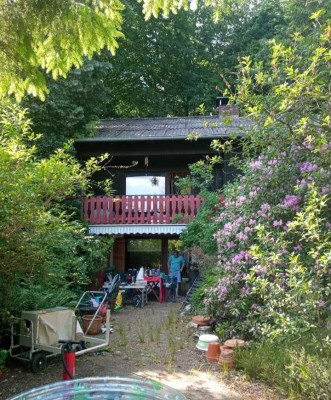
[206, 342, 221, 362]
[219, 346, 235, 369]
[192, 315, 211, 326]
[224, 338, 245, 348]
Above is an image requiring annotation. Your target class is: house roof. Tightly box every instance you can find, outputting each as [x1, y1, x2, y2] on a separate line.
[77, 115, 251, 142]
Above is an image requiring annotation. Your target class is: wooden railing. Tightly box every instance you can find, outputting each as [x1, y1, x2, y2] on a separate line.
[83, 195, 203, 224]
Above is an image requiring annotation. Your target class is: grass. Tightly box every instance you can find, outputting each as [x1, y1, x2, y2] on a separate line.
[117, 322, 128, 347]
[165, 334, 177, 370]
[163, 308, 177, 330]
[136, 322, 146, 343]
[235, 330, 331, 399]
[113, 304, 186, 372]
[154, 324, 162, 343]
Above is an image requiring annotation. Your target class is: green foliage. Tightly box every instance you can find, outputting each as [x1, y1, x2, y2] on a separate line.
[103, 1, 223, 117]
[22, 58, 114, 156]
[176, 159, 216, 193]
[0, 0, 124, 101]
[201, 10, 331, 344]
[246, 191, 331, 340]
[0, 102, 112, 326]
[236, 332, 331, 399]
[189, 268, 219, 313]
[0, 0, 254, 103]
[138, 0, 245, 21]
[54, 0, 290, 119]
[180, 192, 220, 254]
[2, 0, 327, 106]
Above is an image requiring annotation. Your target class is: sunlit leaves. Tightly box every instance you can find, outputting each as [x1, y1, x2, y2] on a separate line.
[0, 0, 124, 101]
[0, 0, 255, 101]
[0, 101, 113, 320]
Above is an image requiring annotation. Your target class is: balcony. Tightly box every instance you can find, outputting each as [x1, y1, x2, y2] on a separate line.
[83, 195, 203, 225]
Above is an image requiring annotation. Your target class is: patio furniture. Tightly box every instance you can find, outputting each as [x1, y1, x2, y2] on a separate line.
[119, 283, 148, 307]
[144, 276, 165, 303]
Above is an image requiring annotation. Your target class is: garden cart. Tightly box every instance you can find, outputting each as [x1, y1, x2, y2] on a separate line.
[10, 291, 111, 373]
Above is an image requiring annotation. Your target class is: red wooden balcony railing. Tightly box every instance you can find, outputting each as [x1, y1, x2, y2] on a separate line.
[83, 195, 203, 224]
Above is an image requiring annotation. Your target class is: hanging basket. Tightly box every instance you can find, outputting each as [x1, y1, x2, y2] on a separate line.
[82, 315, 103, 335]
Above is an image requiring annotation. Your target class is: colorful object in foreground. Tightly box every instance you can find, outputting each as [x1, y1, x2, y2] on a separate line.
[116, 290, 125, 308]
[7, 376, 187, 399]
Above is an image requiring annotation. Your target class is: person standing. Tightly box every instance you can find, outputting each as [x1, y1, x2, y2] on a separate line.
[167, 250, 184, 297]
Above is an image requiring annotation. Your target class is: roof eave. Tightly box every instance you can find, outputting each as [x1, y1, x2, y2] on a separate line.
[75, 132, 244, 143]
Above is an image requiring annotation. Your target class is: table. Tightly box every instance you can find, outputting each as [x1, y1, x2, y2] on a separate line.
[143, 276, 164, 303]
[119, 283, 148, 307]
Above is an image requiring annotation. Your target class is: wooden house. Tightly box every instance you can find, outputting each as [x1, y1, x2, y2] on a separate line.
[74, 104, 249, 273]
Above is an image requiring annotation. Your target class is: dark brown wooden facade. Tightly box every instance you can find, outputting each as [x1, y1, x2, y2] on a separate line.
[75, 113, 248, 272]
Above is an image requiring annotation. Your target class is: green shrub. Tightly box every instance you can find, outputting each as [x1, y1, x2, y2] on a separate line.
[204, 14, 331, 341]
[235, 341, 291, 389]
[0, 102, 113, 330]
[190, 268, 219, 313]
[286, 349, 331, 400]
[235, 332, 331, 399]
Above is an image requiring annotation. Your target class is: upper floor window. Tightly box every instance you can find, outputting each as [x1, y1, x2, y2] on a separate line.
[126, 176, 165, 195]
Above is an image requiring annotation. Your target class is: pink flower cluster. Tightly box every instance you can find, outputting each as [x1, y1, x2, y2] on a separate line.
[249, 160, 263, 170]
[283, 195, 301, 211]
[273, 219, 283, 227]
[204, 134, 331, 338]
[296, 162, 318, 173]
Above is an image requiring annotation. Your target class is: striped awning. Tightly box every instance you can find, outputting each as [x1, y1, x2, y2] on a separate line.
[88, 224, 187, 235]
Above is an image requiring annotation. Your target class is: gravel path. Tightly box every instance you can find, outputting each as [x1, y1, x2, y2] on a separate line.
[0, 301, 284, 400]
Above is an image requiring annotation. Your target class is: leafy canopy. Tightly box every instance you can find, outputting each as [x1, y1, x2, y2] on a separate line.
[0, 0, 247, 101]
[0, 0, 124, 100]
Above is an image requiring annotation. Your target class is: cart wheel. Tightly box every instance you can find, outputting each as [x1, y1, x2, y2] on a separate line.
[31, 352, 47, 373]
[133, 295, 142, 307]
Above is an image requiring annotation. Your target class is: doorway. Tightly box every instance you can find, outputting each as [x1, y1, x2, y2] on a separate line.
[126, 239, 162, 269]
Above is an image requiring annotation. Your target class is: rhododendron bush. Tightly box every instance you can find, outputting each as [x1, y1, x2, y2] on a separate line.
[205, 15, 331, 340]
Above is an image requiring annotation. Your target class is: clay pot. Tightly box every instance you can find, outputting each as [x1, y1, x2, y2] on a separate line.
[206, 342, 221, 362]
[219, 346, 235, 369]
[223, 338, 245, 348]
[192, 315, 211, 326]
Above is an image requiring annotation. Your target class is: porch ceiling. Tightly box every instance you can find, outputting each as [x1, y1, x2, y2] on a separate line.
[88, 224, 187, 235]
